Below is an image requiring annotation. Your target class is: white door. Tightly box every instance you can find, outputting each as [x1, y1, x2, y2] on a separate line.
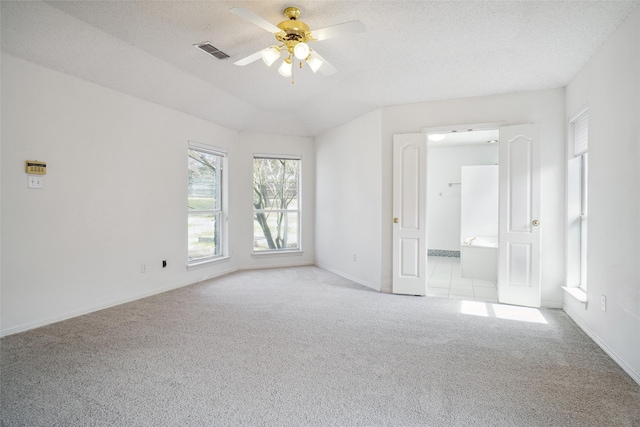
[498, 124, 541, 307]
[392, 133, 428, 296]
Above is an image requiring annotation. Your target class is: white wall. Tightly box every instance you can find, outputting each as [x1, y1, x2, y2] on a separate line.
[428, 145, 498, 251]
[315, 110, 382, 290]
[379, 89, 566, 308]
[563, 9, 639, 383]
[0, 54, 313, 335]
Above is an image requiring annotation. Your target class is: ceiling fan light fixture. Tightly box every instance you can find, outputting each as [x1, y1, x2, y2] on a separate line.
[278, 58, 293, 77]
[293, 42, 310, 60]
[230, 6, 365, 79]
[306, 54, 323, 73]
[261, 46, 281, 66]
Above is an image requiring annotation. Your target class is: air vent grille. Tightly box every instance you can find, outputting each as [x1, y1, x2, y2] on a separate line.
[194, 42, 230, 60]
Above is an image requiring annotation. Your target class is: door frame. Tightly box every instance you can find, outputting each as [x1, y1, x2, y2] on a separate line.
[419, 122, 541, 307]
[391, 123, 504, 295]
[422, 122, 506, 136]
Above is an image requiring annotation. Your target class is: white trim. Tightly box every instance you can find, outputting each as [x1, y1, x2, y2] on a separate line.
[564, 304, 640, 385]
[187, 255, 230, 271]
[541, 300, 564, 309]
[252, 155, 302, 253]
[562, 286, 587, 304]
[188, 144, 229, 263]
[254, 152, 301, 160]
[189, 140, 227, 156]
[0, 265, 238, 338]
[315, 263, 379, 291]
[421, 122, 507, 135]
[252, 250, 303, 258]
[568, 106, 589, 126]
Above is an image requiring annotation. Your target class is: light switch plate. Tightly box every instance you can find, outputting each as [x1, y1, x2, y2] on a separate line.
[28, 175, 43, 189]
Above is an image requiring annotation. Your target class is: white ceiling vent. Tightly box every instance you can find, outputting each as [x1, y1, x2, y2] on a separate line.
[194, 42, 230, 60]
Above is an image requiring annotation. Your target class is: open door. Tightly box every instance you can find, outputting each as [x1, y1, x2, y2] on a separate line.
[498, 124, 541, 307]
[392, 133, 428, 296]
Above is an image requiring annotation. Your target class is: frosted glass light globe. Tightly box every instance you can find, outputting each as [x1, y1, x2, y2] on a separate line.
[278, 60, 292, 77]
[261, 47, 280, 67]
[293, 42, 310, 60]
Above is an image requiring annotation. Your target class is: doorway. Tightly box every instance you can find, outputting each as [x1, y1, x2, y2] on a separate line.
[392, 124, 541, 307]
[425, 129, 500, 302]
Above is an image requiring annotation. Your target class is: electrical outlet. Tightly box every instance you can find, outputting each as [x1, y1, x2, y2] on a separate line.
[141, 264, 146, 273]
[601, 295, 606, 311]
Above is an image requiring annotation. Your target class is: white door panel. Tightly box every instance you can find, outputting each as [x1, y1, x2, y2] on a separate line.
[393, 134, 427, 296]
[498, 124, 541, 307]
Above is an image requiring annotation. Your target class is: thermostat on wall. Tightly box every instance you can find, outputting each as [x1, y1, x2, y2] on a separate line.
[26, 160, 46, 175]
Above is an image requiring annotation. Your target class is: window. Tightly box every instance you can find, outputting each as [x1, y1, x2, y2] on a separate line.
[188, 142, 227, 265]
[578, 153, 588, 289]
[253, 154, 301, 252]
[567, 110, 588, 290]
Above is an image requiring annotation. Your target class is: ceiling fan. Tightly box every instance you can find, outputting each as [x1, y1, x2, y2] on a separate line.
[230, 6, 365, 79]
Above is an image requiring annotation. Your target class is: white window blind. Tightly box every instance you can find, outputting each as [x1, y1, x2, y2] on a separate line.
[573, 111, 588, 156]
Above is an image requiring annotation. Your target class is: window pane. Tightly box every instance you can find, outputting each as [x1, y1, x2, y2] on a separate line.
[188, 212, 221, 261]
[188, 149, 221, 211]
[253, 158, 299, 211]
[253, 211, 299, 251]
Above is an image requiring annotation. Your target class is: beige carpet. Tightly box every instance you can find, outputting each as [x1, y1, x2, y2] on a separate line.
[1, 266, 639, 426]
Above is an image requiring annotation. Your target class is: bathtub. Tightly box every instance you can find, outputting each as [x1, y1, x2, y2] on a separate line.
[461, 236, 498, 282]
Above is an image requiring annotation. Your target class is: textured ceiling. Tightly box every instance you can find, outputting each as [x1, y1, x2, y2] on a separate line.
[2, 1, 638, 136]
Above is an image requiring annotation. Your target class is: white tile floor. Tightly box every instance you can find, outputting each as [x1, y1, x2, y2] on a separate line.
[427, 256, 498, 302]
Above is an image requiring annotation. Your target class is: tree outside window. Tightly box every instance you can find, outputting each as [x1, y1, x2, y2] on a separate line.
[188, 147, 224, 263]
[253, 157, 300, 251]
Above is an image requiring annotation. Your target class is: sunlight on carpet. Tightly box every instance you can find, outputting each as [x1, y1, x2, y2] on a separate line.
[460, 300, 548, 324]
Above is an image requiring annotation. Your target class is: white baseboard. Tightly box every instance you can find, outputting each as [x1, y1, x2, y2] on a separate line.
[0, 263, 317, 337]
[314, 263, 379, 291]
[542, 300, 564, 309]
[0, 266, 238, 338]
[564, 304, 640, 386]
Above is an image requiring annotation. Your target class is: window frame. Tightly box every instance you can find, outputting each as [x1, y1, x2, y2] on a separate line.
[187, 141, 228, 268]
[252, 153, 302, 254]
[578, 152, 588, 291]
[567, 109, 588, 293]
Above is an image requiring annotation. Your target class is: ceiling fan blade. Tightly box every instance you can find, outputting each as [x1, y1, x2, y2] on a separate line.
[312, 20, 365, 41]
[310, 50, 337, 76]
[233, 50, 264, 66]
[230, 7, 282, 34]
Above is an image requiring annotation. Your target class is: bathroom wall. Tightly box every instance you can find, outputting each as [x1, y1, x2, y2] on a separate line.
[427, 144, 498, 252]
[460, 165, 499, 240]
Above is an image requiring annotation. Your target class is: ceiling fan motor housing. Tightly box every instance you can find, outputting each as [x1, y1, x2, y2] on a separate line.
[276, 7, 312, 47]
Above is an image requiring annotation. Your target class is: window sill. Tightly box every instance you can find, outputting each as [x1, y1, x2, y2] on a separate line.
[562, 286, 587, 304]
[187, 256, 230, 271]
[251, 250, 303, 258]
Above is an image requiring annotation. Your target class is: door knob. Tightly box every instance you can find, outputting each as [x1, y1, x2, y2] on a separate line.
[532, 219, 540, 226]
[393, 217, 399, 223]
